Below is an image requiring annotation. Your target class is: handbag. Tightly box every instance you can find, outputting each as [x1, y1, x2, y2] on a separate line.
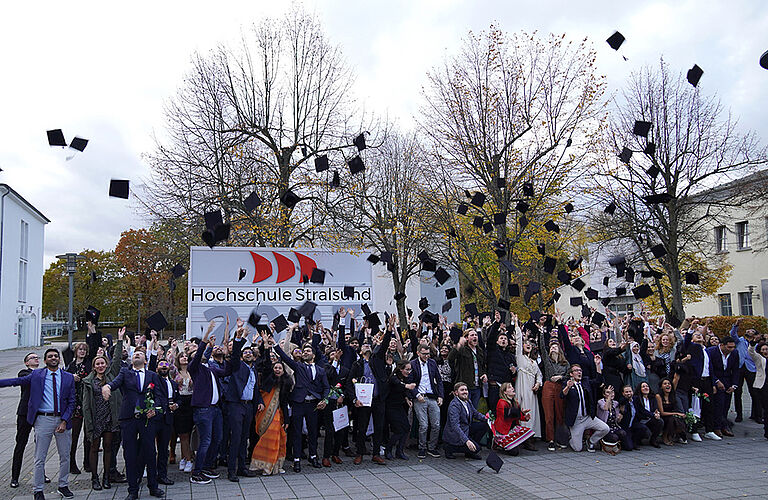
[354, 376, 374, 407]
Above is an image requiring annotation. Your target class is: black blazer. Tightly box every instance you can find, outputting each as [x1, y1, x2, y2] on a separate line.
[155, 376, 179, 425]
[706, 345, 740, 388]
[274, 343, 330, 403]
[108, 367, 163, 421]
[223, 338, 265, 409]
[16, 368, 33, 416]
[346, 330, 393, 402]
[408, 357, 444, 399]
[561, 375, 601, 427]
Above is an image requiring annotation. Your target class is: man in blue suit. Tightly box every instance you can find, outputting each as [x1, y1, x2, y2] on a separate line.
[0, 348, 76, 500]
[102, 349, 164, 500]
[442, 382, 487, 459]
[275, 337, 330, 472]
[706, 337, 740, 437]
[409, 344, 444, 459]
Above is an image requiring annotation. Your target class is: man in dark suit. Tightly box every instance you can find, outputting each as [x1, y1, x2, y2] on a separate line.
[153, 358, 178, 486]
[315, 338, 350, 466]
[409, 344, 444, 459]
[618, 385, 662, 448]
[222, 327, 265, 481]
[346, 329, 392, 466]
[707, 337, 740, 436]
[103, 348, 164, 500]
[0, 348, 77, 500]
[275, 333, 330, 472]
[442, 382, 487, 459]
[10, 352, 40, 488]
[560, 364, 609, 452]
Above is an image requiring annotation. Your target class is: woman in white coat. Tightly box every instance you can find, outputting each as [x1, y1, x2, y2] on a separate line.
[513, 313, 543, 450]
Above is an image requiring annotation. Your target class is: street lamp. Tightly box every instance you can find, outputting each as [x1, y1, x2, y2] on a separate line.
[55, 252, 86, 349]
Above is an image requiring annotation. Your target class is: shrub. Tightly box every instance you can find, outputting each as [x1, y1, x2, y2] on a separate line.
[701, 315, 768, 338]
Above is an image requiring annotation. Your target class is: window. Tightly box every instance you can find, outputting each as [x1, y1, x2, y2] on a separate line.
[736, 221, 750, 250]
[714, 226, 727, 252]
[608, 303, 634, 316]
[718, 294, 733, 316]
[18, 221, 29, 303]
[738, 292, 753, 316]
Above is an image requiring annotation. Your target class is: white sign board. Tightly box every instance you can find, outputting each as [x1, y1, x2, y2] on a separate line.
[188, 247, 373, 340]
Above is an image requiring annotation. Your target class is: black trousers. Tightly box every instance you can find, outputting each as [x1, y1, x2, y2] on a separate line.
[121, 418, 158, 495]
[354, 397, 386, 456]
[734, 367, 759, 418]
[758, 387, 768, 437]
[321, 401, 348, 458]
[155, 420, 173, 480]
[12, 415, 33, 481]
[694, 377, 715, 432]
[291, 400, 319, 460]
[226, 401, 254, 474]
[444, 421, 487, 456]
[629, 418, 662, 446]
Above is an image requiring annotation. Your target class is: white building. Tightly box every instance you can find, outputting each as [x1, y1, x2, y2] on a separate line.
[0, 184, 49, 349]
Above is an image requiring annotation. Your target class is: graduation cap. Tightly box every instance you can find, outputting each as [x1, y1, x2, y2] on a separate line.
[571, 277, 586, 291]
[497, 298, 510, 311]
[471, 192, 486, 207]
[394, 291, 406, 301]
[544, 220, 560, 233]
[585, 288, 599, 300]
[608, 255, 626, 267]
[343, 286, 355, 298]
[465, 302, 479, 316]
[434, 267, 450, 285]
[643, 193, 673, 204]
[618, 147, 633, 164]
[146, 311, 168, 332]
[417, 251, 430, 262]
[442, 301, 452, 313]
[280, 189, 301, 208]
[380, 251, 393, 264]
[537, 243, 546, 256]
[530, 310, 543, 323]
[238, 268, 247, 281]
[47, 129, 67, 147]
[524, 281, 541, 303]
[418, 297, 429, 310]
[422, 258, 437, 272]
[85, 305, 100, 324]
[581, 305, 592, 319]
[247, 309, 262, 328]
[499, 260, 517, 273]
[687, 64, 703, 87]
[493, 212, 507, 225]
[464, 189, 472, 199]
[616, 286, 627, 296]
[515, 201, 529, 213]
[633, 120, 652, 138]
[603, 276, 610, 287]
[69, 136, 88, 152]
[650, 243, 667, 259]
[496, 177, 506, 188]
[591, 311, 606, 327]
[601, 297, 612, 307]
[445, 288, 457, 300]
[508, 283, 520, 297]
[310, 268, 326, 284]
[624, 267, 635, 283]
[213, 223, 230, 243]
[567, 257, 583, 271]
[616, 262, 626, 278]
[244, 191, 261, 213]
[492, 240, 507, 258]
[553, 290, 561, 302]
[348, 156, 365, 175]
[640, 270, 661, 278]
[482, 222, 493, 234]
[606, 31, 625, 51]
[449, 325, 463, 343]
[685, 272, 700, 285]
[109, 179, 130, 199]
[564, 202, 574, 213]
[330, 170, 340, 188]
[644, 143, 656, 156]
[519, 215, 528, 229]
[353, 132, 367, 151]
[201, 229, 215, 248]
[761, 49, 768, 70]
[419, 309, 437, 324]
[297, 300, 318, 319]
[365, 313, 382, 331]
[314, 154, 329, 172]
[570, 296, 584, 307]
[204, 209, 223, 230]
[632, 284, 653, 300]
[604, 202, 616, 215]
[472, 216, 484, 228]
[542, 256, 556, 274]
[668, 315, 683, 328]
[646, 165, 660, 179]
[272, 314, 289, 333]
[522, 182, 534, 197]
[287, 307, 301, 323]
[457, 202, 469, 215]
[557, 270, 572, 284]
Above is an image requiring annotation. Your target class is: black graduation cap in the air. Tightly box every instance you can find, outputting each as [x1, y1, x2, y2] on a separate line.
[496, 177, 506, 188]
[146, 311, 168, 332]
[353, 132, 367, 151]
[618, 147, 633, 164]
[348, 156, 365, 175]
[581, 305, 592, 319]
[493, 212, 506, 225]
[367, 254, 380, 264]
[553, 290, 561, 302]
[310, 268, 326, 284]
[422, 258, 437, 272]
[492, 240, 507, 258]
[685, 272, 700, 285]
[47, 129, 67, 147]
[571, 277, 586, 291]
[632, 284, 653, 300]
[601, 297, 612, 307]
[442, 301, 452, 313]
[417, 251, 430, 263]
[603, 276, 610, 287]
[171, 264, 186, 279]
[522, 182, 534, 197]
[343, 286, 355, 298]
[315, 154, 329, 172]
[508, 283, 520, 297]
[557, 270, 572, 285]
[530, 310, 543, 322]
[608, 255, 626, 267]
[457, 202, 469, 215]
[646, 165, 660, 179]
[606, 31, 625, 51]
[537, 243, 546, 256]
[297, 300, 318, 319]
[449, 325, 463, 343]
[592, 311, 606, 327]
[544, 220, 560, 233]
[687, 64, 703, 87]
[616, 261, 626, 278]
[330, 170, 340, 188]
[668, 315, 683, 328]
[204, 209, 224, 230]
[272, 314, 289, 333]
[465, 302, 479, 316]
[524, 281, 541, 303]
[542, 256, 556, 274]
[499, 260, 517, 273]
[761, 50, 768, 70]
[497, 298, 510, 311]
[473, 216, 484, 228]
[625, 267, 636, 283]
[633, 121, 652, 138]
[482, 222, 493, 234]
[201, 229, 215, 248]
[244, 191, 261, 213]
[109, 179, 130, 199]
[644, 193, 673, 204]
[380, 251, 393, 264]
[394, 291, 406, 301]
[287, 307, 301, 323]
[86, 305, 100, 324]
[650, 243, 667, 259]
[604, 202, 616, 215]
[70, 137, 88, 152]
[564, 202, 574, 214]
[418, 297, 429, 311]
[280, 189, 301, 208]
[570, 297, 583, 307]
[616, 286, 627, 296]
[213, 223, 230, 243]
[471, 192, 486, 207]
[519, 215, 528, 229]
[464, 189, 472, 199]
[644, 143, 656, 156]
[247, 309, 262, 328]
[445, 288, 457, 300]
[567, 257, 583, 271]
[585, 288, 599, 300]
[434, 267, 450, 285]
[365, 312, 382, 330]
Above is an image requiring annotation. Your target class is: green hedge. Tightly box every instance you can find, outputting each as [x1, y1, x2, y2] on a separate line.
[701, 315, 768, 338]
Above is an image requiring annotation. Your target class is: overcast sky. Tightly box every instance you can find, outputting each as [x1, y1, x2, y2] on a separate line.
[1, 0, 766, 268]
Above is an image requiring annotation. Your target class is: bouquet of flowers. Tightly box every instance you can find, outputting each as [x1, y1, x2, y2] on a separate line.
[684, 410, 700, 433]
[317, 383, 344, 409]
[135, 383, 163, 426]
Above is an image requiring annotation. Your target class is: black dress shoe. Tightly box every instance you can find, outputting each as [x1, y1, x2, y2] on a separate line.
[45, 476, 51, 484]
[10, 480, 19, 488]
[292, 460, 301, 473]
[158, 477, 175, 485]
[465, 452, 481, 460]
[57, 487, 74, 498]
[124, 494, 138, 500]
[69, 465, 81, 475]
[309, 457, 322, 468]
[237, 469, 258, 477]
[149, 488, 165, 498]
[228, 473, 239, 482]
[735, 415, 743, 422]
[102, 474, 111, 489]
[34, 492, 45, 500]
[92, 477, 102, 491]
[110, 472, 127, 483]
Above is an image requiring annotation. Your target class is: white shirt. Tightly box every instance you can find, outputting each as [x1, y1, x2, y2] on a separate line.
[210, 371, 219, 405]
[702, 349, 711, 377]
[164, 378, 173, 399]
[308, 363, 316, 380]
[417, 359, 432, 396]
[575, 382, 586, 418]
[461, 400, 471, 416]
[721, 351, 730, 369]
[642, 396, 650, 412]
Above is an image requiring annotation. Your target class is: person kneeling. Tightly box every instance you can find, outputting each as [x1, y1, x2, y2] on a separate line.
[443, 382, 488, 459]
[561, 364, 609, 452]
[491, 382, 534, 455]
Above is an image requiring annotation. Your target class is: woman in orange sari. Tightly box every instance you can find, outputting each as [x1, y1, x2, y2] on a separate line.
[250, 360, 293, 475]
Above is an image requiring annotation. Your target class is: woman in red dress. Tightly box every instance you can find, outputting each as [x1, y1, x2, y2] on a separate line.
[491, 382, 535, 454]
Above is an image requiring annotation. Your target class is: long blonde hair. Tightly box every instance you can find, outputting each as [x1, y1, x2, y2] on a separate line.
[499, 382, 519, 407]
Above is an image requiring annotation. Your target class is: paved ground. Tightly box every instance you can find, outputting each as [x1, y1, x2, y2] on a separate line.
[1, 343, 767, 499]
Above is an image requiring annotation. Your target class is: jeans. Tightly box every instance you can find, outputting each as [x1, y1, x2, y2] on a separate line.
[413, 398, 440, 451]
[33, 415, 71, 492]
[469, 387, 482, 409]
[193, 406, 222, 474]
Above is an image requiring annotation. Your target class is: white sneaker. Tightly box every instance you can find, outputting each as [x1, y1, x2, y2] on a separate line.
[179, 458, 187, 471]
[690, 433, 702, 442]
[704, 432, 722, 441]
[184, 460, 193, 473]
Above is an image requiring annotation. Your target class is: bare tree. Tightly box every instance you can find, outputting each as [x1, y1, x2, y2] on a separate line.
[590, 59, 768, 321]
[420, 28, 606, 313]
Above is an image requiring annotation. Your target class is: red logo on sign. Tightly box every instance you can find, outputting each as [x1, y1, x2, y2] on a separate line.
[249, 251, 317, 284]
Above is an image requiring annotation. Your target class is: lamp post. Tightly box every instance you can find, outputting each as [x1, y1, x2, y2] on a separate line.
[55, 253, 86, 349]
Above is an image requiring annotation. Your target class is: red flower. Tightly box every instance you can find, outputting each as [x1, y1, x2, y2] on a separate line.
[335, 383, 342, 388]
[148, 383, 155, 389]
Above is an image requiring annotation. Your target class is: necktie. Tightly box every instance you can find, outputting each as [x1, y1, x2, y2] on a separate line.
[52, 372, 59, 413]
[577, 382, 586, 416]
[136, 370, 142, 390]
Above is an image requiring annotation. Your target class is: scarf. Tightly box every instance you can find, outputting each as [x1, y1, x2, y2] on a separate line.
[630, 342, 646, 377]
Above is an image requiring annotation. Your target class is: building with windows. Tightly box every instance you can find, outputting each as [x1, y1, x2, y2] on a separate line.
[0, 184, 49, 349]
